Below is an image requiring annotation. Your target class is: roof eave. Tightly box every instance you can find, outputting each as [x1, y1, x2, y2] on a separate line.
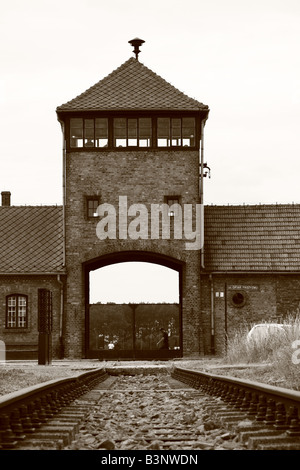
[0, 269, 67, 276]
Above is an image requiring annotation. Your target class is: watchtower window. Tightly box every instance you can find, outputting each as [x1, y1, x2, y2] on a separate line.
[70, 118, 108, 148]
[182, 117, 195, 146]
[95, 118, 108, 147]
[68, 116, 196, 149]
[113, 117, 152, 147]
[139, 118, 152, 147]
[157, 117, 195, 147]
[84, 119, 94, 147]
[70, 118, 83, 147]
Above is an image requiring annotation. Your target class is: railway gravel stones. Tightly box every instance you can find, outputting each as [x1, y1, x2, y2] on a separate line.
[7, 366, 299, 451]
[66, 373, 247, 450]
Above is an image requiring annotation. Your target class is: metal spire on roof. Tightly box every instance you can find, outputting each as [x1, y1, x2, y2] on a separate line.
[128, 38, 145, 60]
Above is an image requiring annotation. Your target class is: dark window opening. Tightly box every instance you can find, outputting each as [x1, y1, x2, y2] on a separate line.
[165, 196, 181, 217]
[113, 117, 152, 147]
[86, 197, 100, 218]
[157, 117, 195, 147]
[70, 118, 108, 148]
[6, 295, 28, 328]
[69, 116, 196, 149]
[95, 118, 108, 147]
[70, 118, 83, 147]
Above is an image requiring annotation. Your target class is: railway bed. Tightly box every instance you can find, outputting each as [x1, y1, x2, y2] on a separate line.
[0, 365, 299, 451]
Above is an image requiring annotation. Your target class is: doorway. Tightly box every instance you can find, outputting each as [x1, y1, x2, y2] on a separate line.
[84, 252, 183, 359]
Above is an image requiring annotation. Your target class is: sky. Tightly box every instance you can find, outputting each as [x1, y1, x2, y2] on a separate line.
[89, 262, 179, 304]
[1, 0, 299, 302]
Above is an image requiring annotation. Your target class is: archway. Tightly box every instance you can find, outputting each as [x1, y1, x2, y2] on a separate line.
[83, 251, 184, 359]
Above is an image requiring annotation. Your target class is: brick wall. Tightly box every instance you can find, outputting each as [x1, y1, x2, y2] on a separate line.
[0, 275, 65, 359]
[201, 273, 300, 355]
[64, 149, 203, 358]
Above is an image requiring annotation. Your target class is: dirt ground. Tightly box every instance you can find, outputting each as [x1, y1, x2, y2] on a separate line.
[0, 357, 286, 396]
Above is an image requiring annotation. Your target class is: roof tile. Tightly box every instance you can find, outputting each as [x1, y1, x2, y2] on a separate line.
[204, 204, 300, 271]
[1, 203, 300, 274]
[0, 206, 64, 274]
[56, 58, 209, 113]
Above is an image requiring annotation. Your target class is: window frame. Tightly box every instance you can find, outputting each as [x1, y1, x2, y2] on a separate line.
[6, 294, 28, 329]
[113, 117, 153, 148]
[70, 117, 109, 149]
[85, 195, 100, 219]
[164, 195, 182, 217]
[230, 291, 247, 308]
[66, 113, 201, 151]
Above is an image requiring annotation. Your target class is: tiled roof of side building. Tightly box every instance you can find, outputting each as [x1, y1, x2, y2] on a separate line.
[0, 206, 65, 274]
[56, 58, 209, 113]
[204, 204, 300, 272]
[1, 203, 300, 274]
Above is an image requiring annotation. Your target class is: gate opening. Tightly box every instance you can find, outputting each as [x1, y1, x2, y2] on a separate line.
[86, 260, 182, 359]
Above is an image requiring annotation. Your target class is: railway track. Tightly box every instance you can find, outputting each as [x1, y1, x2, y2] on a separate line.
[0, 364, 299, 451]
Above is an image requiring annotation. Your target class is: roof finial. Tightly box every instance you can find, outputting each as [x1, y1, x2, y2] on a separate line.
[128, 37, 145, 60]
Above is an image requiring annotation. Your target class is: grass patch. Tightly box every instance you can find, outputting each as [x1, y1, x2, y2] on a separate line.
[0, 366, 78, 396]
[225, 314, 300, 390]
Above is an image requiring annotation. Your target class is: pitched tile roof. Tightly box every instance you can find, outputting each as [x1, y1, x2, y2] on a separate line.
[204, 204, 300, 272]
[0, 206, 64, 274]
[1, 203, 300, 275]
[56, 58, 209, 113]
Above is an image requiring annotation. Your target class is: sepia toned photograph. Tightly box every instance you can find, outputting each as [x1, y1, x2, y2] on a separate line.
[0, 0, 299, 460]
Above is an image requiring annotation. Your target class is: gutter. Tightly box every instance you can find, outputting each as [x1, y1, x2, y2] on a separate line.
[0, 271, 66, 276]
[199, 119, 205, 270]
[209, 273, 215, 354]
[60, 120, 66, 268]
[201, 270, 300, 275]
[57, 273, 64, 359]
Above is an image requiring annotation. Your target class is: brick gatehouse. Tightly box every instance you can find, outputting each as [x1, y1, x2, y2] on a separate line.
[1, 41, 300, 360]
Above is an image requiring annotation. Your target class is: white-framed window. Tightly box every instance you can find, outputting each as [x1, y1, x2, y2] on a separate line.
[6, 295, 28, 328]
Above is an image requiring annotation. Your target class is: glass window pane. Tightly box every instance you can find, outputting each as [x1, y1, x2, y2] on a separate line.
[84, 119, 95, 147]
[171, 119, 181, 137]
[70, 118, 83, 147]
[95, 118, 108, 136]
[95, 118, 108, 147]
[182, 117, 195, 146]
[167, 198, 180, 216]
[18, 297, 27, 327]
[139, 118, 152, 147]
[88, 199, 99, 218]
[171, 118, 181, 145]
[7, 296, 17, 327]
[114, 118, 126, 137]
[157, 118, 170, 147]
[128, 119, 137, 137]
[128, 119, 137, 146]
[85, 119, 94, 128]
[19, 296, 27, 307]
[114, 118, 126, 147]
[8, 296, 16, 307]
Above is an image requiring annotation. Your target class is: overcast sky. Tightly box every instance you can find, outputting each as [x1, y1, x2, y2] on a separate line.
[1, 0, 299, 207]
[1, 0, 299, 302]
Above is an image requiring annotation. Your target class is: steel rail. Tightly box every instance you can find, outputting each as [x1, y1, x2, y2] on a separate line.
[0, 367, 108, 449]
[171, 366, 300, 435]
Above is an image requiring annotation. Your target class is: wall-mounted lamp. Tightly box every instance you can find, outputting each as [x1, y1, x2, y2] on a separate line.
[203, 163, 211, 178]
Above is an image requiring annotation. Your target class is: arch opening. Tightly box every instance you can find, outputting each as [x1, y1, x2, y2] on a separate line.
[84, 253, 183, 359]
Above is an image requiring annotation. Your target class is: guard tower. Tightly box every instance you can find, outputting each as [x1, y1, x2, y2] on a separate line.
[56, 39, 209, 359]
